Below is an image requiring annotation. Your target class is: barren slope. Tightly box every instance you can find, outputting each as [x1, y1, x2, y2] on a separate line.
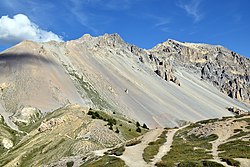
[0, 34, 249, 129]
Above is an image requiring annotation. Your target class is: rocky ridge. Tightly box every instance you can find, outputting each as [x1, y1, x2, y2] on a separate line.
[150, 39, 250, 103]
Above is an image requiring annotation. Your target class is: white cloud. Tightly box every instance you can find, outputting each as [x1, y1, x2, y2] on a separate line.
[0, 14, 63, 44]
[178, 0, 203, 22]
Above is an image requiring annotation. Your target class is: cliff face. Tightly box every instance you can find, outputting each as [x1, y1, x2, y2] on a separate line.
[0, 34, 249, 129]
[150, 39, 250, 103]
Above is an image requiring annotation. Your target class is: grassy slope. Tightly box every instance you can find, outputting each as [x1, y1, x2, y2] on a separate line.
[157, 115, 250, 167]
[0, 106, 146, 167]
[143, 130, 167, 163]
[81, 155, 125, 167]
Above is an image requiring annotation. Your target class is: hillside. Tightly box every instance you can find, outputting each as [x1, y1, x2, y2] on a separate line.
[0, 33, 250, 166]
[0, 105, 147, 166]
[0, 33, 249, 129]
[79, 114, 250, 167]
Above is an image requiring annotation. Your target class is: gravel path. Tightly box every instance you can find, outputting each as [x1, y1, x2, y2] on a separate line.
[149, 129, 178, 166]
[119, 128, 164, 167]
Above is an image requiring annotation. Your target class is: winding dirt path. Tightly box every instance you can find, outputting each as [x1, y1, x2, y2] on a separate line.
[149, 128, 178, 165]
[208, 117, 249, 167]
[119, 128, 164, 167]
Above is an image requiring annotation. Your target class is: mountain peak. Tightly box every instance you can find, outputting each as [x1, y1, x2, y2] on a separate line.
[102, 33, 125, 45]
[76, 33, 126, 47]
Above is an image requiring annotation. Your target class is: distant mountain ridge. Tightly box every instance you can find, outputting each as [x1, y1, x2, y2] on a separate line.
[0, 33, 249, 129]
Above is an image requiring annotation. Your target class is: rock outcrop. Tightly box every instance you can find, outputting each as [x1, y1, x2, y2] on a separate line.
[150, 39, 250, 103]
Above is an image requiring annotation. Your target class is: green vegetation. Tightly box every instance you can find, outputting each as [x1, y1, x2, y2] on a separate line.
[196, 118, 219, 125]
[229, 130, 248, 139]
[201, 161, 225, 167]
[0, 106, 89, 166]
[105, 145, 125, 156]
[177, 161, 202, 167]
[71, 72, 113, 110]
[18, 106, 64, 133]
[157, 125, 218, 167]
[115, 128, 120, 133]
[87, 108, 147, 139]
[81, 155, 125, 167]
[125, 139, 141, 147]
[66, 161, 74, 167]
[136, 127, 141, 133]
[142, 123, 149, 129]
[176, 160, 225, 167]
[218, 139, 250, 159]
[143, 130, 167, 163]
[0, 118, 24, 155]
[221, 158, 240, 167]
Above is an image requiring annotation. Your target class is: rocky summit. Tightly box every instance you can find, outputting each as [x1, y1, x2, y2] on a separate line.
[0, 33, 249, 166]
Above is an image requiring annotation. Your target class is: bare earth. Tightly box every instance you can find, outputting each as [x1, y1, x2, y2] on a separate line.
[120, 128, 164, 167]
[149, 129, 178, 166]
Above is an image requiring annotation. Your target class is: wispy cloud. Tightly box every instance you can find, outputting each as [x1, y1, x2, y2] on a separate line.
[151, 16, 170, 27]
[86, 0, 135, 10]
[67, 0, 136, 34]
[146, 15, 171, 32]
[67, 0, 137, 34]
[0, 14, 63, 45]
[178, 0, 203, 22]
[68, 0, 98, 33]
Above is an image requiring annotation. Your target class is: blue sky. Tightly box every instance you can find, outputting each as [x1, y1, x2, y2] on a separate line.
[0, 0, 250, 57]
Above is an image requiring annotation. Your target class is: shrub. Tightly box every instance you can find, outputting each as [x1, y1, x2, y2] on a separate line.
[107, 118, 117, 126]
[142, 123, 149, 129]
[87, 110, 94, 115]
[136, 127, 141, 133]
[221, 158, 240, 166]
[178, 161, 202, 167]
[126, 139, 141, 146]
[66, 161, 74, 167]
[202, 161, 225, 167]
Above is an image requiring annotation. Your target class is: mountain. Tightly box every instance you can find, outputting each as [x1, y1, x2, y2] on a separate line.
[0, 33, 250, 166]
[0, 33, 249, 129]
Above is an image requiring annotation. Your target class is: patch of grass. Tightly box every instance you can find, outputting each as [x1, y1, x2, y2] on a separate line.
[19, 143, 50, 167]
[0, 122, 24, 146]
[229, 131, 249, 139]
[196, 118, 220, 125]
[71, 73, 113, 110]
[218, 140, 250, 159]
[87, 109, 145, 139]
[177, 161, 203, 167]
[221, 158, 240, 167]
[143, 130, 167, 163]
[157, 125, 217, 166]
[125, 139, 141, 147]
[105, 145, 125, 156]
[81, 155, 125, 167]
[237, 118, 250, 124]
[157, 160, 225, 167]
[202, 161, 225, 167]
